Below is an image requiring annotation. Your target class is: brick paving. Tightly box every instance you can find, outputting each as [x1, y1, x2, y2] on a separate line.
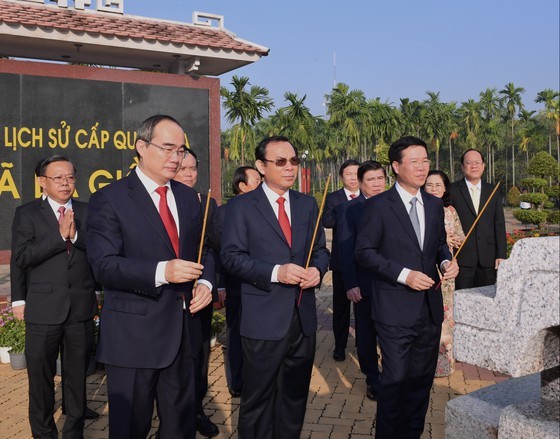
[0, 269, 510, 439]
[0, 209, 525, 438]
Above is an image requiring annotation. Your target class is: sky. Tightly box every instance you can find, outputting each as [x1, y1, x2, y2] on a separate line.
[125, 0, 560, 124]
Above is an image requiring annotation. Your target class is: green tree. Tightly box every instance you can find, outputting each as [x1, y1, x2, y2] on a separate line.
[423, 91, 446, 170]
[527, 151, 559, 179]
[479, 88, 503, 182]
[460, 99, 481, 150]
[535, 88, 560, 159]
[499, 82, 525, 187]
[399, 98, 424, 137]
[518, 109, 537, 166]
[220, 75, 273, 165]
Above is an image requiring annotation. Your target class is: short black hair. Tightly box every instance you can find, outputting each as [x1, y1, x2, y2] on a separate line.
[460, 149, 484, 165]
[358, 160, 386, 181]
[388, 136, 428, 176]
[185, 148, 199, 168]
[423, 169, 452, 207]
[339, 159, 360, 177]
[136, 114, 183, 159]
[37, 155, 76, 176]
[232, 166, 259, 195]
[255, 135, 297, 162]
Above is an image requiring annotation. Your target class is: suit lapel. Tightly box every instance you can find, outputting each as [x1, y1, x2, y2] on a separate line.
[40, 198, 60, 233]
[289, 190, 306, 252]
[388, 186, 422, 251]
[127, 172, 176, 256]
[459, 179, 477, 216]
[253, 186, 290, 247]
[422, 192, 435, 253]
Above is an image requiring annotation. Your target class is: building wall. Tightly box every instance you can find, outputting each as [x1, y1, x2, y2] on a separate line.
[0, 58, 221, 262]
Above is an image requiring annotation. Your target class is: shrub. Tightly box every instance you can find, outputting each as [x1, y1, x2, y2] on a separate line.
[519, 193, 549, 206]
[520, 178, 548, 190]
[547, 210, 560, 224]
[513, 209, 548, 227]
[211, 311, 226, 336]
[544, 185, 560, 200]
[506, 186, 521, 207]
[0, 308, 25, 353]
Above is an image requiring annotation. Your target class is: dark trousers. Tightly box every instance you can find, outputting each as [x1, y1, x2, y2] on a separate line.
[105, 312, 195, 439]
[238, 308, 315, 439]
[195, 303, 213, 415]
[455, 264, 497, 290]
[225, 294, 243, 392]
[354, 296, 380, 389]
[374, 297, 440, 439]
[332, 270, 351, 354]
[26, 318, 93, 439]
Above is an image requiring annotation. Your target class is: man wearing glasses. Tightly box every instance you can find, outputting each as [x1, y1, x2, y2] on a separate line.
[11, 155, 98, 438]
[450, 149, 506, 289]
[87, 115, 214, 438]
[221, 136, 329, 439]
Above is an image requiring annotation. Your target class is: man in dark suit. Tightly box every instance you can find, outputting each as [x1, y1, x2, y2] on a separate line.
[221, 136, 329, 439]
[173, 148, 219, 438]
[217, 166, 262, 398]
[450, 149, 506, 289]
[11, 155, 98, 438]
[10, 158, 100, 423]
[355, 136, 459, 439]
[322, 159, 360, 361]
[86, 115, 214, 439]
[336, 161, 386, 401]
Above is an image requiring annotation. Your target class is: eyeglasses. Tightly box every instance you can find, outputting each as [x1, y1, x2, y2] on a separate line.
[42, 175, 76, 185]
[262, 157, 301, 167]
[464, 160, 483, 166]
[402, 159, 431, 168]
[425, 183, 444, 189]
[147, 141, 189, 159]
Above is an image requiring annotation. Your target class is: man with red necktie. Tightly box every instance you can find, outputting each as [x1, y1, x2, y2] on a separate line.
[221, 136, 329, 439]
[87, 115, 215, 439]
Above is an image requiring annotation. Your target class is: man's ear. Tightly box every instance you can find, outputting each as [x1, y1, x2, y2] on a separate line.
[255, 160, 266, 175]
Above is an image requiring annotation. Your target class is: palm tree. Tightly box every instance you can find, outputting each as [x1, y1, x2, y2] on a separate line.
[479, 88, 503, 181]
[364, 98, 401, 162]
[399, 98, 424, 137]
[499, 82, 525, 187]
[220, 75, 273, 165]
[423, 91, 446, 169]
[535, 89, 560, 159]
[325, 83, 367, 160]
[460, 99, 481, 150]
[518, 109, 537, 166]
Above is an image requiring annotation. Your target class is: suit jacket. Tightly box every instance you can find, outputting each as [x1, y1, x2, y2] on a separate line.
[449, 179, 506, 268]
[336, 195, 373, 298]
[355, 186, 451, 327]
[11, 198, 97, 324]
[86, 171, 215, 369]
[220, 185, 330, 340]
[213, 204, 241, 296]
[322, 188, 350, 271]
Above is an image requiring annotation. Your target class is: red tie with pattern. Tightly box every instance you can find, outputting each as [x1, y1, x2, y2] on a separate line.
[155, 186, 180, 257]
[276, 196, 292, 247]
[350, 194, 357, 200]
[57, 206, 71, 255]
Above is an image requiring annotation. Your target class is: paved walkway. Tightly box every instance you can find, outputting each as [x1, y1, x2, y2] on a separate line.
[0, 270, 509, 439]
[0, 208, 528, 438]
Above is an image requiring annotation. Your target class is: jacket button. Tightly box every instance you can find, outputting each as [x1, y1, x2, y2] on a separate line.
[68, 284, 72, 288]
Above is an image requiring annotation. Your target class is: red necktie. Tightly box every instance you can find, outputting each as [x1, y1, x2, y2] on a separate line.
[155, 186, 179, 257]
[58, 206, 70, 255]
[349, 194, 357, 200]
[276, 196, 292, 247]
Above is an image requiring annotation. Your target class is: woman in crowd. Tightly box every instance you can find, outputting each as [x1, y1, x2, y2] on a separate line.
[423, 170, 465, 377]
